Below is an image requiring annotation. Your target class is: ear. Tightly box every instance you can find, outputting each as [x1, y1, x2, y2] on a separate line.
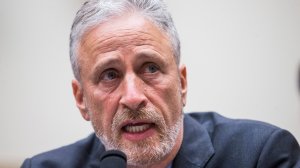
[72, 79, 90, 121]
[179, 65, 187, 107]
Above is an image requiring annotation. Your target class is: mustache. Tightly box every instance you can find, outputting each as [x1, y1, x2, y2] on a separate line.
[111, 107, 165, 130]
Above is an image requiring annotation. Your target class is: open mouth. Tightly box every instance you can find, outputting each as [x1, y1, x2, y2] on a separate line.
[120, 122, 156, 141]
[123, 123, 153, 133]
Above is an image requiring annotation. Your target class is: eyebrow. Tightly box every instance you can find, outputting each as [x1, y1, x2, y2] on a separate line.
[135, 51, 168, 67]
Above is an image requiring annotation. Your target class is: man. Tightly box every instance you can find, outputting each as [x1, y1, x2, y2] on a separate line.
[21, 0, 300, 167]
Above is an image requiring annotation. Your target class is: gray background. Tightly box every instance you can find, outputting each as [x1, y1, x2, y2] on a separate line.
[1, 0, 299, 167]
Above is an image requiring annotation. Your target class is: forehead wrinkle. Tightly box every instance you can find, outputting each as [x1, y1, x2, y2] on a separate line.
[89, 29, 167, 56]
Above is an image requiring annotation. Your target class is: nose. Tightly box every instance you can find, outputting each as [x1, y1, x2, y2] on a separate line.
[119, 73, 147, 111]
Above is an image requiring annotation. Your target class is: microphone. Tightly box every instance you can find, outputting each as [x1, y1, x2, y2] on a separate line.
[100, 150, 127, 168]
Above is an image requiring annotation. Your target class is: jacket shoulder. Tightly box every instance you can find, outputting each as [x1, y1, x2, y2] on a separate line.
[187, 112, 279, 137]
[186, 112, 281, 148]
[186, 112, 300, 167]
[21, 134, 103, 168]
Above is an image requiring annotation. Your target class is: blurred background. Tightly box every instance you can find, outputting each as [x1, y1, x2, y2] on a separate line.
[1, 0, 299, 167]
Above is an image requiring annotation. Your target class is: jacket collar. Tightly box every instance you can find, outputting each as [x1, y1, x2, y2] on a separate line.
[172, 114, 215, 168]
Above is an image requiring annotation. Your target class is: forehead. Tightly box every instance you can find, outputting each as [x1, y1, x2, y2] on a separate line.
[78, 13, 173, 60]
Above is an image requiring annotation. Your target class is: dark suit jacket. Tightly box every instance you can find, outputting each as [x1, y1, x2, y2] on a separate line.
[21, 112, 300, 168]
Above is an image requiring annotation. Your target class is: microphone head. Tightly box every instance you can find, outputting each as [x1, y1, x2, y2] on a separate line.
[100, 150, 127, 168]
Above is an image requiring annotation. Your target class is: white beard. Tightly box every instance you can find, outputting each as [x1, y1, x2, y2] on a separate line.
[91, 108, 184, 167]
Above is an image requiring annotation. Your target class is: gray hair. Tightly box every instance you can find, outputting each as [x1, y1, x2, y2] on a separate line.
[70, 0, 181, 81]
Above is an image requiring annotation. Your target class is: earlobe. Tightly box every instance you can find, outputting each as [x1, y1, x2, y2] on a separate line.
[179, 65, 187, 106]
[72, 79, 90, 121]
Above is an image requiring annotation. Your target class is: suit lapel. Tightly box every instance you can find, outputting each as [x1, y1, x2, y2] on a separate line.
[172, 114, 215, 168]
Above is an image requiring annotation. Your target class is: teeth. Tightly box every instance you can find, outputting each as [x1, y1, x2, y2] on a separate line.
[124, 124, 151, 133]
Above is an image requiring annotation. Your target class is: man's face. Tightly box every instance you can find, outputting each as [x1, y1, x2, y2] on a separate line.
[72, 13, 187, 166]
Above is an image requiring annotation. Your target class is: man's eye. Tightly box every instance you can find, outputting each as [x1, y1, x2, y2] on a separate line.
[101, 69, 119, 81]
[144, 63, 159, 74]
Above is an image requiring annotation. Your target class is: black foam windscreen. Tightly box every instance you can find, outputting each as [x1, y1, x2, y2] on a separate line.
[100, 150, 127, 168]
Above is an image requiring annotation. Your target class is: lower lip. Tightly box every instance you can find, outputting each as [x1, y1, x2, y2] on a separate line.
[122, 126, 156, 141]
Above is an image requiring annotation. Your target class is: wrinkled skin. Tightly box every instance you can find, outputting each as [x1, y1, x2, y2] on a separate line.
[72, 13, 187, 168]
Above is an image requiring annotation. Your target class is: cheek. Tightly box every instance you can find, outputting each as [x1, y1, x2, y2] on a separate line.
[87, 89, 120, 132]
[147, 77, 183, 124]
[163, 82, 182, 118]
